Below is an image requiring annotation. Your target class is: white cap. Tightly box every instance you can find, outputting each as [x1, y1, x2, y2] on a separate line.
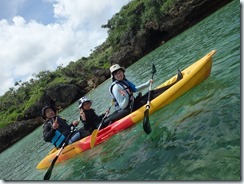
[78, 97, 92, 109]
[109, 64, 125, 75]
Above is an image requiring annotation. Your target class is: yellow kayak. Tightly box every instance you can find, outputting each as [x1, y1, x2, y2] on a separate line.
[37, 50, 216, 170]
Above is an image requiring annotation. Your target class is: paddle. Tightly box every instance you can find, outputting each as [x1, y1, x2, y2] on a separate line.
[90, 106, 112, 148]
[143, 63, 156, 134]
[44, 126, 74, 180]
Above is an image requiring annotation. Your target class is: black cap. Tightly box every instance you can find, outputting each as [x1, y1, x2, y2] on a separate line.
[41, 106, 56, 119]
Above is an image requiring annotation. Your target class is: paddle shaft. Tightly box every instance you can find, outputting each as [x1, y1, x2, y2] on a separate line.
[143, 63, 156, 134]
[98, 107, 111, 130]
[145, 66, 156, 109]
[90, 105, 112, 148]
[146, 81, 153, 109]
[44, 126, 74, 180]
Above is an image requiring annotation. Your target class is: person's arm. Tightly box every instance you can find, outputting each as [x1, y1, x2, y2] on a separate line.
[135, 80, 151, 91]
[72, 120, 79, 127]
[79, 110, 92, 130]
[98, 113, 106, 120]
[112, 84, 130, 109]
[58, 117, 76, 127]
[43, 122, 55, 142]
[79, 109, 86, 121]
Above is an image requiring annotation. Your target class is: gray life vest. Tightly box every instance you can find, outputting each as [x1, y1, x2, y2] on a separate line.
[109, 80, 135, 111]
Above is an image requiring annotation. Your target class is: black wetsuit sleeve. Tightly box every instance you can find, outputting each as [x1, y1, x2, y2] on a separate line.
[98, 113, 105, 120]
[43, 122, 55, 142]
[82, 121, 89, 130]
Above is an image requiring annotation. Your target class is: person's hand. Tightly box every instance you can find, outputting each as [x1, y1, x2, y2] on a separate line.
[149, 79, 153, 84]
[105, 108, 110, 114]
[79, 109, 84, 115]
[72, 120, 79, 127]
[80, 109, 86, 121]
[118, 89, 126, 96]
[52, 117, 59, 129]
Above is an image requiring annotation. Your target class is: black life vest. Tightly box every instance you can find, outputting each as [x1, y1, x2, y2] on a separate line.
[46, 117, 71, 148]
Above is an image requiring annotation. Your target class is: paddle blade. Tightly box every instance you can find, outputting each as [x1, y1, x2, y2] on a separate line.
[152, 63, 156, 75]
[90, 129, 99, 148]
[143, 109, 151, 134]
[44, 156, 58, 180]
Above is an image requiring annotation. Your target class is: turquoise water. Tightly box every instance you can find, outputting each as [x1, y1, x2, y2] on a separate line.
[0, 0, 240, 181]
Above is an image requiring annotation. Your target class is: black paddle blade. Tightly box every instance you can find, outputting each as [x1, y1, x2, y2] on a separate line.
[143, 109, 151, 134]
[152, 63, 156, 75]
[44, 156, 58, 180]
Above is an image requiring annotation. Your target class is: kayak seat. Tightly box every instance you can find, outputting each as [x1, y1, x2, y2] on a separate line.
[132, 69, 184, 111]
[177, 69, 183, 81]
[153, 69, 183, 94]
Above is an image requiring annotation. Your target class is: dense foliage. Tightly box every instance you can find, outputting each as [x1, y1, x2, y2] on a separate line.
[103, 0, 176, 49]
[0, 0, 177, 128]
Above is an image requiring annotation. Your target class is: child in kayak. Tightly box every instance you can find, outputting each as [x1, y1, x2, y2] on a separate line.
[42, 105, 89, 148]
[78, 97, 110, 133]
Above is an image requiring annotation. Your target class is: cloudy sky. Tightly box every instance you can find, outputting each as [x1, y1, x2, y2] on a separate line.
[0, 0, 131, 96]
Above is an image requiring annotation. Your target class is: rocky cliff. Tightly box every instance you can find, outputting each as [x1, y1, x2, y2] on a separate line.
[109, 0, 233, 67]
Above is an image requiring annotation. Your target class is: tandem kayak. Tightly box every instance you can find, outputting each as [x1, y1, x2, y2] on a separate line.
[37, 50, 216, 170]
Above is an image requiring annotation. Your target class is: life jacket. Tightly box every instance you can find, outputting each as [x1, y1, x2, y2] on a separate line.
[109, 79, 136, 111]
[51, 130, 66, 148]
[46, 116, 71, 148]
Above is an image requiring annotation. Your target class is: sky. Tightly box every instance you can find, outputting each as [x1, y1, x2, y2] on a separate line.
[0, 0, 131, 96]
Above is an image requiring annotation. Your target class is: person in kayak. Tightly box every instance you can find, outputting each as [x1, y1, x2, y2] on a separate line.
[42, 105, 90, 148]
[78, 97, 110, 133]
[108, 64, 152, 120]
[108, 64, 184, 121]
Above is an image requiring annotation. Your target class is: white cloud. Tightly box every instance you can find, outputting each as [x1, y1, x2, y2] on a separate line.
[0, 0, 130, 95]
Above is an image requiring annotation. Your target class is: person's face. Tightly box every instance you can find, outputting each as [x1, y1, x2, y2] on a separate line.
[113, 69, 124, 81]
[45, 108, 56, 119]
[82, 102, 91, 110]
